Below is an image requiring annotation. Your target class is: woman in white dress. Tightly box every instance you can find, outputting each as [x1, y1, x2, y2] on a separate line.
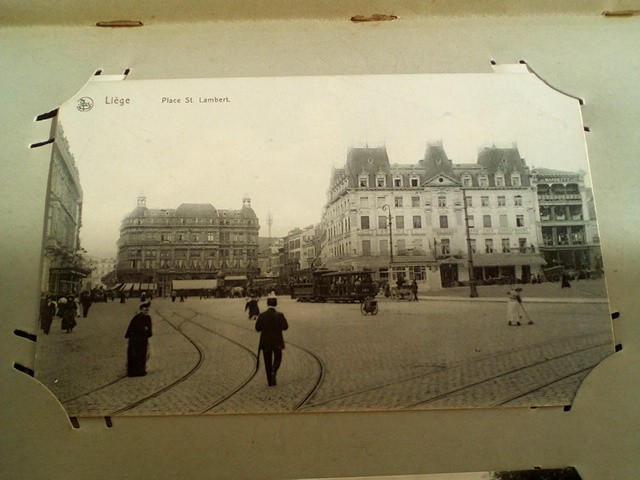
[507, 287, 533, 326]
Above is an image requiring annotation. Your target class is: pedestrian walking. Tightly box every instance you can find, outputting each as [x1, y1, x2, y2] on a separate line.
[80, 291, 93, 318]
[561, 272, 571, 289]
[40, 295, 56, 334]
[245, 295, 260, 321]
[410, 279, 419, 301]
[59, 296, 77, 333]
[171, 290, 177, 302]
[124, 301, 153, 377]
[507, 287, 533, 326]
[40, 295, 51, 333]
[255, 294, 289, 387]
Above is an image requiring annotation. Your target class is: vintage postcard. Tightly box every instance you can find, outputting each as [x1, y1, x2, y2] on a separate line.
[34, 70, 614, 416]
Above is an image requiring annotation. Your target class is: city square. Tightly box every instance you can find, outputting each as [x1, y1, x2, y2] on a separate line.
[35, 279, 613, 417]
[33, 73, 614, 419]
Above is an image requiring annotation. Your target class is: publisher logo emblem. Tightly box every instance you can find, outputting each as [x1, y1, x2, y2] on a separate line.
[77, 97, 94, 112]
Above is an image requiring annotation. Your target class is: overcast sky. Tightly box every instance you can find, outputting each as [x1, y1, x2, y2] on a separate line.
[57, 72, 590, 259]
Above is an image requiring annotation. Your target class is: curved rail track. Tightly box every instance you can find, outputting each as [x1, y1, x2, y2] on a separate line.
[58, 302, 611, 414]
[299, 330, 612, 411]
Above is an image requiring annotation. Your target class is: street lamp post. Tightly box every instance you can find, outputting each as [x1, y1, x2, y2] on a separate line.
[461, 188, 479, 298]
[382, 204, 394, 279]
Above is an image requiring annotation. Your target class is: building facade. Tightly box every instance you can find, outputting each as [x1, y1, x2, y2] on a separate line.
[115, 196, 260, 296]
[82, 256, 117, 291]
[531, 168, 602, 274]
[320, 144, 545, 290]
[41, 123, 91, 294]
[281, 225, 318, 285]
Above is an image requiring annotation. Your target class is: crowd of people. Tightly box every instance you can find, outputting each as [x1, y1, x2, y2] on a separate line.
[38, 293, 81, 334]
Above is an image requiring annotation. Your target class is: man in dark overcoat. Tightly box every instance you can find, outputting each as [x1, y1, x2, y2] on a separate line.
[245, 296, 260, 321]
[80, 290, 94, 318]
[124, 301, 153, 377]
[255, 295, 289, 386]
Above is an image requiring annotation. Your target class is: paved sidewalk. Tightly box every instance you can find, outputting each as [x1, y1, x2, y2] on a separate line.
[411, 278, 610, 304]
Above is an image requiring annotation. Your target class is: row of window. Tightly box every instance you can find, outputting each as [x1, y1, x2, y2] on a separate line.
[359, 213, 526, 230]
[539, 205, 584, 221]
[541, 226, 586, 246]
[127, 258, 253, 270]
[126, 217, 258, 227]
[123, 232, 258, 244]
[461, 173, 522, 188]
[356, 172, 523, 189]
[357, 194, 524, 209]
[128, 248, 257, 258]
[358, 238, 533, 256]
[358, 174, 421, 188]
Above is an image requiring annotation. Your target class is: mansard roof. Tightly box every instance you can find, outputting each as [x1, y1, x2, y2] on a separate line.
[239, 204, 258, 218]
[345, 147, 391, 177]
[174, 204, 219, 217]
[329, 166, 346, 185]
[423, 142, 454, 179]
[477, 146, 527, 173]
[124, 206, 149, 219]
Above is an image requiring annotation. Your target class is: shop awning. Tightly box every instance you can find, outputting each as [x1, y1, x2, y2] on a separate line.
[224, 275, 247, 281]
[471, 253, 547, 267]
[49, 265, 93, 277]
[172, 279, 218, 290]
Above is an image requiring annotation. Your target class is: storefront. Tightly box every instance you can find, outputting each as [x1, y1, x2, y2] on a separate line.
[48, 265, 92, 295]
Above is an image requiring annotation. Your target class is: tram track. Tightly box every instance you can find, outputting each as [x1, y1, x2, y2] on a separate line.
[60, 308, 205, 415]
[184, 306, 325, 411]
[110, 310, 206, 415]
[60, 303, 324, 415]
[57, 301, 611, 415]
[406, 341, 610, 409]
[300, 330, 612, 411]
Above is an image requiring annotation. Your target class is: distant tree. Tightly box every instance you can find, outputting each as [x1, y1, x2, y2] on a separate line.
[491, 468, 581, 480]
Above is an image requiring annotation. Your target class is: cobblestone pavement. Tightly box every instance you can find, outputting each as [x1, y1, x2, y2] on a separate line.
[33, 293, 614, 417]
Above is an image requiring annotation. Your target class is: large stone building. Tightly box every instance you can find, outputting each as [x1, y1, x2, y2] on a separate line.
[531, 168, 602, 273]
[41, 123, 91, 294]
[320, 144, 545, 290]
[115, 195, 260, 296]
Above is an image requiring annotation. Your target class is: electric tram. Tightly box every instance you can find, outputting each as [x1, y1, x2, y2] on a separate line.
[291, 269, 378, 303]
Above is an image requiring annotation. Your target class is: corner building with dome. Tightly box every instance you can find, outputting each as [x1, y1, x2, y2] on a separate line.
[115, 195, 260, 296]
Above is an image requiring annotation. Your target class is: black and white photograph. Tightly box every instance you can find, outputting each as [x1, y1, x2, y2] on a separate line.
[34, 70, 615, 417]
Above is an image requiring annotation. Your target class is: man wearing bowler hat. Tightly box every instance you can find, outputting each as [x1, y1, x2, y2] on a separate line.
[255, 292, 289, 386]
[125, 301, 153, 376]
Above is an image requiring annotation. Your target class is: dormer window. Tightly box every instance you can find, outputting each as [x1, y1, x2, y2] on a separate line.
[462, 175, 472, 187]
[393, 176, 402, 187]
[410, 176, 419, 187]
[435, 157, 442, 165]
[376, 175, 386, 188]
[478, 175, 489, 187]
[511, 173, 521, 187]
[495, 174, 505, 187]
[359, 175, 369, 188]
